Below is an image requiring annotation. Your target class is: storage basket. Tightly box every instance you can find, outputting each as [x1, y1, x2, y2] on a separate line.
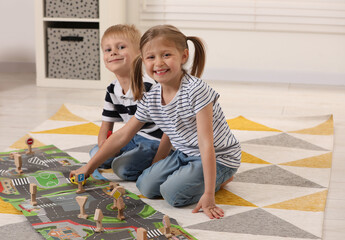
[47, 28, 100, 80]
[45, 0, 99, 18]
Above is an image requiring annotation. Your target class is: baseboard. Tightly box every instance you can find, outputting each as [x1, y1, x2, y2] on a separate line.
[0, 62, 36, 73]
[203, 68, 345, 86]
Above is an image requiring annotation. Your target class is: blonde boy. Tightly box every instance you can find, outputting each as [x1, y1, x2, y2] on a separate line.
[89, 25, 165, 179]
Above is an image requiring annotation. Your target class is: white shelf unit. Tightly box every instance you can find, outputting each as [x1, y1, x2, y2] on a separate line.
[35, 0, 126, 89]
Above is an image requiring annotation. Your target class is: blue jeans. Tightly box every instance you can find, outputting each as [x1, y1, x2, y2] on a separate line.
[89, 134, 160, 181]
[136, 150, 238, 207]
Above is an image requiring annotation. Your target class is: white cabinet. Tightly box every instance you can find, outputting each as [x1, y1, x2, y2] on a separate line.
[35, 0, 125, 89]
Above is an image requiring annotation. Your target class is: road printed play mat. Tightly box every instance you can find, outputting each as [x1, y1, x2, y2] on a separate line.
[0, 145, 195, 240]
[0, 103, 334, 240]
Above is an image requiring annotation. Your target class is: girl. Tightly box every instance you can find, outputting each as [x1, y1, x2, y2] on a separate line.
[71, 25, 241, 219]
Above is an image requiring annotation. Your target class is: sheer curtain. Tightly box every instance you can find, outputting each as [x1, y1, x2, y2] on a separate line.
[139, 0, 345, 34]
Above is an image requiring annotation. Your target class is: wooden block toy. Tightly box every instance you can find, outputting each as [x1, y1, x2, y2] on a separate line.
[136, 227, 148, 240]
[94, 208, 104, 232]
[76, 195, 88, 219]
[9, 152, 18, 159]
[163, 215, 172, 238]
[110, 186, 125, 210]
[76, 173, 86, 194]
[109, 181, 119, 191]
[25, 137, 34, 154]
[70, 175, 86, 185]
[109, 185, 126, 220]
[30, 183, 38, 206]
[14, 153, 23, 174]
[116, 196, 125, 220]
[111, 186, 125, 195]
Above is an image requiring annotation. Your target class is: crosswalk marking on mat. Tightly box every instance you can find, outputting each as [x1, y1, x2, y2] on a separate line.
[147, 229, 163, 238]
[27, 156, 49, 167]
[12, 177, 30, 185]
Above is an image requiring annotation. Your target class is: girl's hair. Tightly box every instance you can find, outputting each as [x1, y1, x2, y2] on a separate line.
[131, 25, 206, 100]
[101, 24, 141, 51]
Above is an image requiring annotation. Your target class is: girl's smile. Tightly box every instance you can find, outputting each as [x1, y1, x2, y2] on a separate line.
[142, 37, 188, 87]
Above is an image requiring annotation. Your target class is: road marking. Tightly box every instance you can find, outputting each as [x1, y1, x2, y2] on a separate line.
[28, 156, 49, 167]
[12, 177, 29, 185]
[147, 229, 163, 238]
[39, 203, 56, 208]
[44, 158, 59, 163]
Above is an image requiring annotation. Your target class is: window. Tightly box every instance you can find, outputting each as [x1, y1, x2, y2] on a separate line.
[139, 0, 345, 34]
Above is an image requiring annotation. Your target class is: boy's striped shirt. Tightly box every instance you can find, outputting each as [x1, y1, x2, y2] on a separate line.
[102, 77, 162, 140]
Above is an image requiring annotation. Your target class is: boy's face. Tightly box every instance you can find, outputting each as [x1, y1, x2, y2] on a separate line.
[101, 35, 138, 76]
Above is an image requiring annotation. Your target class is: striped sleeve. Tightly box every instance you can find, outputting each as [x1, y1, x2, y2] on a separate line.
[188, 77, 219, 114]
[135, 93, 152, 123]
[102, 82, 122, 122]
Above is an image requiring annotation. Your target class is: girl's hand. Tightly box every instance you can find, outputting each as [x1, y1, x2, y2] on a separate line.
[192, 193, 224, 219]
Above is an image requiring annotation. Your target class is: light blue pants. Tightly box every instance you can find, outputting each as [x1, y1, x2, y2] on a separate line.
[89, 134, 160, 181]
[136, 150, 237, 207]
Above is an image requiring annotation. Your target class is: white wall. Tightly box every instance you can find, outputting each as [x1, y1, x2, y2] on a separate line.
[189, 29, 345, 85]
[1, 0, 344, 85]
[127, 0, 345, 85]
[0, 0, 35, 72]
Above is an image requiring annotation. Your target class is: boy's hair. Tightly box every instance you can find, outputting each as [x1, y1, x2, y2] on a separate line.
[101, 24, 141, 51]
[132, 25, 206, 100]
[102, 24, 144, 101]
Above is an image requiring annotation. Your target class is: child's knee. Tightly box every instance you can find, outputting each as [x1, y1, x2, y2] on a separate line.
[136, 175, 160, 199]
[160, 182, 199, 207]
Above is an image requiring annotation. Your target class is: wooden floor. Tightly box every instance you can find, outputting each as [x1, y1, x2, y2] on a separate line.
[0, 72, 344, 239]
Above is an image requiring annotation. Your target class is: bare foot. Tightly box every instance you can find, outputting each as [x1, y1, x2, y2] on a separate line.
[220, 176, 234, 188]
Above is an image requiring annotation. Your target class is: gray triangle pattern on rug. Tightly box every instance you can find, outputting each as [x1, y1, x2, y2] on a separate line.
[233, 165, 324, 188]
[63, 144, 95, 153]
[242, 133, 329, 151]
[187, 208, 319, 239]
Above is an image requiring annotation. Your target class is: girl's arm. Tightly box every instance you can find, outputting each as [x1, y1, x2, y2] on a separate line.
[98, 121, 114, 148]
[151, 133, 172, 165]
[192, 102, 224, 219]
[70, 117, 145, 178]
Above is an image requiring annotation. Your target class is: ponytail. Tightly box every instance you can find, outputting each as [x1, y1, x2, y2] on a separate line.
[131, 55, 144, 101]
[186, 36, 206, 78]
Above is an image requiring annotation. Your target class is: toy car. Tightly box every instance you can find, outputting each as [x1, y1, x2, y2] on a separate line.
[70, 175, 86, 185]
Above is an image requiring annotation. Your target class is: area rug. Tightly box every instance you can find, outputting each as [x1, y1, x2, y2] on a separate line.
[0, 103, 333, 240]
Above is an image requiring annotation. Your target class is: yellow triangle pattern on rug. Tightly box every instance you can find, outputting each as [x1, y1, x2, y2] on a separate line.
[49, 104, 87, 122]
[0, 198, 22, 215]
[10, 134, 46, 149]
[227, 116, 282, 132]
[264, 190, 328, 212]
[215, 188, 257, 207]
[242, 151, 271, 164]
[280, 152, 332, 168]
[289, 115, 333, 135]
[32, 122, 100, 136]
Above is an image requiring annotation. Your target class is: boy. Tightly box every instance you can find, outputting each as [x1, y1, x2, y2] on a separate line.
[90, 25, 168, 180]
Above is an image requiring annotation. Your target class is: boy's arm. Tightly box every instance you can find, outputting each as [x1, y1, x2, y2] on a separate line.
[192, 102, 224, 219]
[70, 117, 144, 178]
[151, 133, 172, 165]
[98, 121, 114, 148]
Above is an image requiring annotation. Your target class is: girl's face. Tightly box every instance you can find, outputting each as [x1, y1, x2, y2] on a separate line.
[142, 37, 188, 86]
[101, 35, 138, 75]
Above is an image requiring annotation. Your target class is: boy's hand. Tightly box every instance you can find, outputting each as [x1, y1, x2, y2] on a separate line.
[192, 193, 224, 219]
[69, 164, 91, 180]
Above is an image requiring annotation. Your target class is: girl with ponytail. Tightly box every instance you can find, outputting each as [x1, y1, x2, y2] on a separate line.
[71, 25, 241, 219]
